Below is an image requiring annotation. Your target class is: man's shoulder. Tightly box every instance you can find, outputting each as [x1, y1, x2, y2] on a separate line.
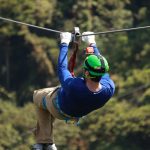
[70, 77, 84, 85]
[68, 77, 85, 89]
[101, 74, 114, 84]
[100, 74, 115, 93]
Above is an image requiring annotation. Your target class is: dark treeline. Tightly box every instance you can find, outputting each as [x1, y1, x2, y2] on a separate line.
[0, 0, 150, 150]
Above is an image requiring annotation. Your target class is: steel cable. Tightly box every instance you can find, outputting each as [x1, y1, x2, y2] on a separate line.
[0, 16, 62, 33]
[79, 26, 150, 36]
[0, 16, 150, 36]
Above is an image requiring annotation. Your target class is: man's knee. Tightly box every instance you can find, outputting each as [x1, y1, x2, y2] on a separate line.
[33, 90, 43, 108]
[33, 90, 38, 103]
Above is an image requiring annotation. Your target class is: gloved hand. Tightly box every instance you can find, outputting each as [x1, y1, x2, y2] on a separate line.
[82, 31, 96, 45]
[60, 32, 72, 45]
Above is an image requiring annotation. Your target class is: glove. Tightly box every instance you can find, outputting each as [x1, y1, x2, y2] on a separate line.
[60, 32, 72, 45]
[82, 31, 96, 45]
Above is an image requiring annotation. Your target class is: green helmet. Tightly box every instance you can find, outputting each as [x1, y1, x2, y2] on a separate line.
[83, 54, 109, 77]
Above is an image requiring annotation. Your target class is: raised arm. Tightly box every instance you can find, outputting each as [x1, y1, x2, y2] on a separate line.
[58, 32, 73, 88]
[82, 31, 101, 55]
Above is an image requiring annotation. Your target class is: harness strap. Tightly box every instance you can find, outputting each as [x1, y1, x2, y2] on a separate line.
[68, 43, 79, 77]
[68, 42, 79, 77]
[42, 97, 47, 110]
[68, 27, 81, 77]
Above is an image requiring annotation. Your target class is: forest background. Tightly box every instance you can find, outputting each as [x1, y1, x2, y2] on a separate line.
[0, 0, 150, 150]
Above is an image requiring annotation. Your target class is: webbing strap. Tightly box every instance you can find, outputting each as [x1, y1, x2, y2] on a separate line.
[42, 97, 47, 110]
[68, 42, 79, 77]
[68, 27, 80, 77]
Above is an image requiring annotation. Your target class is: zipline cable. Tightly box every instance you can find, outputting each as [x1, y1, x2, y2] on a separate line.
[0, 16, 62, 33]
[79, 26, 150, 36]
[0, 16, 150, 36]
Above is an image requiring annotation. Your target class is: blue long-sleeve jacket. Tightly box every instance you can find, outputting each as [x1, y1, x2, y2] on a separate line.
[57, 43, 115, 117]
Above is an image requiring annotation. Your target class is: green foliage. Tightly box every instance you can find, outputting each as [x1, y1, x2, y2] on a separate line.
[0, 124, 21, 150]
[0, 86, 16, 102]
[0, 0, 150, 150]
[0, 101, 36, 149]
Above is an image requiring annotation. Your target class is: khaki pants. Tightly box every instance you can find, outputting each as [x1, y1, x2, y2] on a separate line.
[33, 86, 64, 144]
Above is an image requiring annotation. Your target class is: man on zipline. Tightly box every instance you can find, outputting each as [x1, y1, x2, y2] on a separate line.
[32, 32, 115, 150]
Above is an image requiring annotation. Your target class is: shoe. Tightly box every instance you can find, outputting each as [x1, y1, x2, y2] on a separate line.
[32, 143, 43, 150]
[45, 144, 57, 150]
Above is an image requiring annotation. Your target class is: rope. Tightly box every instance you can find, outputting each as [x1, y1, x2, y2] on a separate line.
[0, 16, 62, 33]
[79, 25, 150, 36]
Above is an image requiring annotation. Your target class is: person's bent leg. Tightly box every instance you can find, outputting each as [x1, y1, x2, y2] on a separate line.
[33, 88, 57, 145]
[34, 107, 55, 143]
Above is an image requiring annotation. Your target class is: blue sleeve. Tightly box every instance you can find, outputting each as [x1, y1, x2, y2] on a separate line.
[58, 43, 74, 89]
[100, 73, 115, 96]
[90, 44, 101, 55]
